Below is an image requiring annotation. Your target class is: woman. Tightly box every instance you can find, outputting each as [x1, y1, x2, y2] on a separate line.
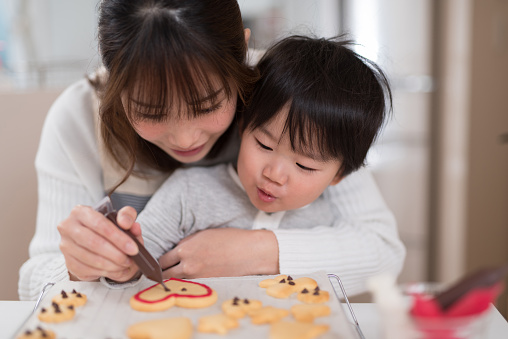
[18, 0, 405, 301]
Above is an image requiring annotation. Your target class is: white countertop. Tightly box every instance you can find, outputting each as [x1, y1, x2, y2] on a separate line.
[5, 300, 508, 339]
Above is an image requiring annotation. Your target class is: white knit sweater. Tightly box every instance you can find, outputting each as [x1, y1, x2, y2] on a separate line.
[18, 78, 406, 300]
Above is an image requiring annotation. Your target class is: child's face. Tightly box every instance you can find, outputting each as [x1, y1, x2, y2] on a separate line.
[237, 109, 343, 213]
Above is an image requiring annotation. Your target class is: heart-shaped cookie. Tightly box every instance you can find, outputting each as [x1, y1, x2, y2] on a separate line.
[130, 278, 218, 312]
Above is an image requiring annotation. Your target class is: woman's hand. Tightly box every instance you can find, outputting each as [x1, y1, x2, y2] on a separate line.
[159, 228, 279, 279]
[57, 205, 141, 282]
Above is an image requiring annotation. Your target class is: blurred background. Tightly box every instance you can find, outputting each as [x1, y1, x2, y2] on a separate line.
[0, 0, 507, 317]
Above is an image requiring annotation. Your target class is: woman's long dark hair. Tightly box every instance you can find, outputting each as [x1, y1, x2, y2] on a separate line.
[92, 0, 258, 189]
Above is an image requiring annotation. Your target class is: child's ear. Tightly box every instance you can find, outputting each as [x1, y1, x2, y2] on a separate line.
[329, 173, 343, 186]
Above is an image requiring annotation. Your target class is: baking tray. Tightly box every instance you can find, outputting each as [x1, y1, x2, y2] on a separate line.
[13, 271, 362, 339]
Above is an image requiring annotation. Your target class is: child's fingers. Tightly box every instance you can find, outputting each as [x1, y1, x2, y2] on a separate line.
[161, 263, 185, 279]
[159, 249, 181, 272]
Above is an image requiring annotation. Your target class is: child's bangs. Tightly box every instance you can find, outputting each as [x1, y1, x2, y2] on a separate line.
[283, 99, 343, 162]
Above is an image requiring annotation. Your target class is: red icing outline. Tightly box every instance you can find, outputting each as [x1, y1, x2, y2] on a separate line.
[134, 278, 213, 304]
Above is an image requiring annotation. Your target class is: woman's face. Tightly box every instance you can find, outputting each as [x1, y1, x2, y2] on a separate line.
[122, 85, 237, 164]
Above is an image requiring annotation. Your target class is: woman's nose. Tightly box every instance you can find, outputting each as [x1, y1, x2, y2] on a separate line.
[262, 161, 288, 185]
[168, 122, 199, 149]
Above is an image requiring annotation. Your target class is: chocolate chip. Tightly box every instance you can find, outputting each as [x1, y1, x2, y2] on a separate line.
[61, 290, 68, 298]
[243, 299, 250, 304]
[68, 305, 74, 310]
[279, 279, 286, 283]
[287, 276, 293, 281]
[181, 288, 187, 292]
[41, 308, 47, 313]
[77, 293, 82, 298]
[313, 290, 320, 295]
[52, 302, 61, 313]
[314, 286, 320, 292]
[288, 281, 295, 285]
[24, 330, 32, 335]
[232, 297, 239, 305]
[301, 288, 309, 294]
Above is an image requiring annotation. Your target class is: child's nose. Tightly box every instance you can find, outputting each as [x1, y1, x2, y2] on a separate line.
[262, 162, 288, 185]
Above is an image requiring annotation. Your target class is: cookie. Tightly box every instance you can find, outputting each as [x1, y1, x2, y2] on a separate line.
[221, 297, 263, 318]
[127, 317, 192, 339]
[270, 320, 330, 339]
[130, 278, 218, 312]
[17, 326, 56, 339]
[259, 275, 318, 299]
[248, 306, 289, 325]
[297, 286, 330, 304]
[38, 302, 75, 323]
[290, 304, 331, 322]
[52, 289, 87, 307]
[197, 313, 239, 335]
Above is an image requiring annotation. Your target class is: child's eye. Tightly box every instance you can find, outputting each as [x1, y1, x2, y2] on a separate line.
[256, 139, 273, 151]
[296, 163, 316, 172]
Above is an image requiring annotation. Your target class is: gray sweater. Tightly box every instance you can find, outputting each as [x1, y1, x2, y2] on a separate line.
[140, 164, 336, 260]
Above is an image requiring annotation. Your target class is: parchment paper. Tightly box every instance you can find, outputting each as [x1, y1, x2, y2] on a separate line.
[15, 271, 357, 338]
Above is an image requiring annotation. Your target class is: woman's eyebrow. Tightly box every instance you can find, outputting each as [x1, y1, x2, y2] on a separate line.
[195, 88, 225, 103]
[128, 98, 163, 108]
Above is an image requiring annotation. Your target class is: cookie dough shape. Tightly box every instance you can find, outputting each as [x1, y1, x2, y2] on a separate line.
[290, 304, 331, 322]
[270, 320, 330, 339]
[130, 278, 218, 312]
[38, 302, 75, 323]
[52, 289, 87, 307]
[221, 297, 263, 318]
[249, 306, 290, 325]
[197, 313, 239, 335]
[297, 286, 330, 304]
[17, 326, 56, 339]
[127, 317, 192, 339]
[259, 275, 318, 299]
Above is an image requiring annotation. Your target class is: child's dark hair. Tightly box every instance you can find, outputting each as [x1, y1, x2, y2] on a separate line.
[240, 35, 392, 177]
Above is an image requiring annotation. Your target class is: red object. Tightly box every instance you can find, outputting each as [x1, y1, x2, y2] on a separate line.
[410, 282, 503, 317]
[408, 282, 504, 339]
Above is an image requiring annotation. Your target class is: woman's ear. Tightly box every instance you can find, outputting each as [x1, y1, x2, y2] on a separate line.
[244, 28, 251, 47]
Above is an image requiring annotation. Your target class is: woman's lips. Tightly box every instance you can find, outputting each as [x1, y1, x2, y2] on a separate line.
[171, 144, 205, 157]
[257, 187, 276, 203]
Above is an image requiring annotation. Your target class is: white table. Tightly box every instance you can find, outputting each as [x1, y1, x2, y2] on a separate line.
[4, 301, 508, 338]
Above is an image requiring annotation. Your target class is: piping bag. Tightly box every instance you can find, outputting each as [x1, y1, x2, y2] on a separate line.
[94, 196, 170, 291]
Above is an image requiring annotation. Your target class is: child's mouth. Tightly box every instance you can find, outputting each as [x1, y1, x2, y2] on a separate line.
[257, 187, 276, 202]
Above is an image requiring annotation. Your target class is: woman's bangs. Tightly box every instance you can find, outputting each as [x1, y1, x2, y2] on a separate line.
[124, 53, 233, 122]
[123, 63, 171, 121]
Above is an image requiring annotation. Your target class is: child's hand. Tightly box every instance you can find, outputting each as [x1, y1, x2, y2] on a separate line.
[158, 228, 279, 279]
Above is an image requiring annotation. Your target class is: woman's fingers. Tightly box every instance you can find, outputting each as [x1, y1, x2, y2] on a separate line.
[78, 205, 139, 255]
[57, 204, 140, 282]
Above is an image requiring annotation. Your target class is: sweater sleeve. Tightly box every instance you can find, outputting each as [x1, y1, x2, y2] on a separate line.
[18, 79, 104, 301]
[272, 167, 406, 296]
[138, 169, 190, 260]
